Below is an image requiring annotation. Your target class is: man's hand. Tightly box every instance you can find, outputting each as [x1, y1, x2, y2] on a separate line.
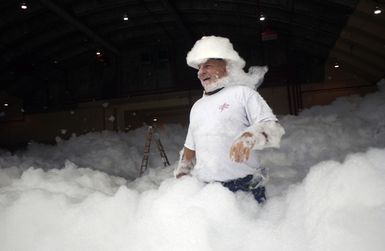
[175, 171, 188, 179]
[174, 158, 193, 179]
[230, 132, 268, 162]
[174, 147, 195, 178]
[230, 132, 256, 162]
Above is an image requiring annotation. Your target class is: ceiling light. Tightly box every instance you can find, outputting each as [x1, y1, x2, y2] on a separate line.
[374, 6, 382, 15]
[259, 14, 266, 21]
[20, 2, 27, 9]
[123, 14, 129, 21]
[96, 50, 101, 56]
[4, 103, 9, 107]
[334, 62, 340, 68]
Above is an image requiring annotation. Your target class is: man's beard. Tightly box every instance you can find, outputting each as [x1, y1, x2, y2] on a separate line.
[200, 65, 269, 93]
[201, 75, 229, 93]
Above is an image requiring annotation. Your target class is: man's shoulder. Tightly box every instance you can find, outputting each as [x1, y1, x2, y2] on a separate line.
[190, 95, 206, 110]
[226, 85, 255, 93]
[223, 85, 259, 100]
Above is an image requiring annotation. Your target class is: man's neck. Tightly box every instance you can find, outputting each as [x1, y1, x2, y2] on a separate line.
[205, 87, 224, 95]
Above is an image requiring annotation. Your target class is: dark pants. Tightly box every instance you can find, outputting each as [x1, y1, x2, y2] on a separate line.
[221, 175, 266, 203]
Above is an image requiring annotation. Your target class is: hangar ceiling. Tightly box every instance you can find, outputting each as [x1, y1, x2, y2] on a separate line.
[0, 0, 384, 112]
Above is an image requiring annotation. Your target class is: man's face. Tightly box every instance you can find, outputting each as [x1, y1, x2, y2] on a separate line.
[197, 59, 227, 86]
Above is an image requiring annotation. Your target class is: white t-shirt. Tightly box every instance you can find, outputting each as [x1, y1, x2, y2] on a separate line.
[185, 85, 277, 182]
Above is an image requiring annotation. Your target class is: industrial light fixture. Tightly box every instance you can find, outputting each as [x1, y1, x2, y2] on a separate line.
[334, 62, 340, 68]
[259, 13, 266, 21]
[20, 2, 27, 9]
[96, 50, 108, 63]
[123, 14, 129, 21]
[374, 6, 382, 15]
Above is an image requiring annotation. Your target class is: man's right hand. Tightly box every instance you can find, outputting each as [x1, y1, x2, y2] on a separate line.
[175, 172, 188, 179]
[174, 159, 194, 178]
[174, 147, 195, 178]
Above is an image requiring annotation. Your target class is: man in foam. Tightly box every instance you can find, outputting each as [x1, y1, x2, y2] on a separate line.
[174, 36, 285, 203]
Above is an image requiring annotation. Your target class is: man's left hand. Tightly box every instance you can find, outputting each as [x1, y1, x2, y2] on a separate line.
[229, 132, 256, 162]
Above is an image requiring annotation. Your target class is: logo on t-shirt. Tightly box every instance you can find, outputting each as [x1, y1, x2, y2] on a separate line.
[218, 102, 230, 112]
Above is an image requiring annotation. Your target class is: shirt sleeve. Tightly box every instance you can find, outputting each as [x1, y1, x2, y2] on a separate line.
[243, 88, 277, 125]
[184, 123, 195, 150]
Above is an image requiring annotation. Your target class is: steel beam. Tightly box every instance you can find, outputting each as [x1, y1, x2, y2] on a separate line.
[38, 0, 119, 55]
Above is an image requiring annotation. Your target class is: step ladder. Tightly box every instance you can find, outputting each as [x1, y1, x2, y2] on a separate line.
[138, 120, 170, 176]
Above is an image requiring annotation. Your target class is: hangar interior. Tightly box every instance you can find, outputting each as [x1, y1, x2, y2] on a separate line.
[0, 0, 384, 148]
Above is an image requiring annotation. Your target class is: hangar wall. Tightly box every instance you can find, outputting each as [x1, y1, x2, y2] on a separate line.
[0, 66, 378, 150]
